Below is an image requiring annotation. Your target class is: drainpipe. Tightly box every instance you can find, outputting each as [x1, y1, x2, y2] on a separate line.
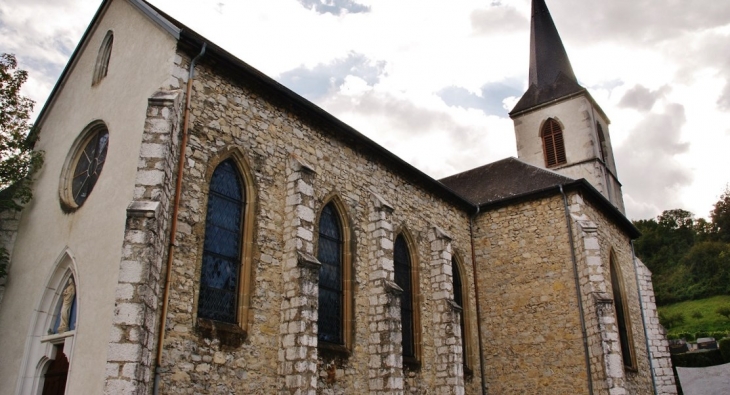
[153, 42, 206, 395]
[631, 240, 658, 395]
[469, 206, 487, 395]
[559, 185, 594, 395]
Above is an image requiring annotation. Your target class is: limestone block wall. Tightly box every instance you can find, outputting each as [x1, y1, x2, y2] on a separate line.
[636, 260, 677, 394]
[473, 195, 590, 394]
[156, 53, 482, 394]
[104, 90, 184, 394]
[570, 193, 653, 394]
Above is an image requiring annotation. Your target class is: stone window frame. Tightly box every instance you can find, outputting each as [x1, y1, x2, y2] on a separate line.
[58, 120, 110, 212]
[194, 148, 257, 336]
[393, 227, 422, 367]
[452, 253, 474, 375]
[609, 249, 637, 371]
[540, 117, 567, 168]
[17, 249, 79, 394]
[92, 30, 113, 86]
[314, 194, 354, 355]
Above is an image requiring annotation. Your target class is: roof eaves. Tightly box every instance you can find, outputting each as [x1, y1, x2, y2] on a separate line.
[174, 29, 477, 212]
[33, 0, 182, 130]
[33, 0, 113, 129]
[128, 0, 181, 39]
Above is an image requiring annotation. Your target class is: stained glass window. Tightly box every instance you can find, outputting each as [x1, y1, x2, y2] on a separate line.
[394, 235, 415, 358]
[610, 255, 635, 368]
[452, 257, 467, 365]
[71, 127, 109, 206]
[198, 160, 244, 323]
[317, 203, 343, 344]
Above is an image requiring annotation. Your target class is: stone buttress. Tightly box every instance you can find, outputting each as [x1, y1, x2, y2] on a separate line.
[104, 90, 184, 394]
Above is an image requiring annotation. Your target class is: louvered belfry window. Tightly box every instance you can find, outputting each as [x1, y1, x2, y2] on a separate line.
[541, 118, 567, 167]
[198, 160, 244, 323]
[317, 203, 344, 344]
[394, 235, 415, 358]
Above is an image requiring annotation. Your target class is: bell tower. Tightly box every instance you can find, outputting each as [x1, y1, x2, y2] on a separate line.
[510, 0, 625, 213]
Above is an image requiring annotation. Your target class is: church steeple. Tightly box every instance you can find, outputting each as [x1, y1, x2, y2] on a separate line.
[509, 0, 626, 214]
[510, 0, 585, 116]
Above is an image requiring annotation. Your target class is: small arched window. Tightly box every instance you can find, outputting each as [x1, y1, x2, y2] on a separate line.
[541, 118, 566, 167]
[610, 252, 636, 369]
[597, 122, 608, 163]
[452, 256, 472, 373]
[198, 159, 245, 323]
[92, 30, 113, 85]
[394, 233, 419, 363]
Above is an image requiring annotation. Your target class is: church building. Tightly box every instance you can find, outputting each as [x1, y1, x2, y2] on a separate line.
[0, 0, 677, 394]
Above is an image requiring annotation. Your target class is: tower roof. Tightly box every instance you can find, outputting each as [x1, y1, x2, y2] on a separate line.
[510, 0, 585, 116]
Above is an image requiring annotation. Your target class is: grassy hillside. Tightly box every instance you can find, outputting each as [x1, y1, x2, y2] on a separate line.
[658, 295, 730, 337]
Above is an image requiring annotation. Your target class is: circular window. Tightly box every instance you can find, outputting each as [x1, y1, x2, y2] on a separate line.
[60, 121, 109, 210]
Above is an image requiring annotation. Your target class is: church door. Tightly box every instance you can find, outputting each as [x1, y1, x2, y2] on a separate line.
[41, 344, 69, 395]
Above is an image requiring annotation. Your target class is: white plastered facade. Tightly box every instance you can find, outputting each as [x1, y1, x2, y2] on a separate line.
[0, 0, 178, 393]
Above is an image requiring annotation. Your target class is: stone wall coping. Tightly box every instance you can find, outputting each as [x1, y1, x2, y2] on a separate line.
[383, 280, 403, 295]
[592, 292, 613, 305]
[126, 201, 161, 218]
[297, 251, 322, 270]
[369, 190, 394, 213]
[290, 154, 317, 174]
[431, 226, 452, 241]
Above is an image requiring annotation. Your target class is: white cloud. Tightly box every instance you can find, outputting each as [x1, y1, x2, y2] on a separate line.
[2, 0, 729, 221]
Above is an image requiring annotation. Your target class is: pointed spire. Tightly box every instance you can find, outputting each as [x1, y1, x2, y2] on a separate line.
[510, 0, 585, 116]
[528, 0, 577, 88]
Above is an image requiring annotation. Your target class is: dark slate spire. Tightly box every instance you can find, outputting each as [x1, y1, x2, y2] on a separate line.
[510, 0, 585, 116]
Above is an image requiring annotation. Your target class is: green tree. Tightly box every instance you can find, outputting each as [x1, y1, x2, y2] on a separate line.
[711, 186, 730, 242]
[0, 53, 43, 278]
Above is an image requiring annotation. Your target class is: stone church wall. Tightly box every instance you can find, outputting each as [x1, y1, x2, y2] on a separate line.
[472, 194, 590, 393]
[569, 192, 656, 394]
[156, 52, 483, 394]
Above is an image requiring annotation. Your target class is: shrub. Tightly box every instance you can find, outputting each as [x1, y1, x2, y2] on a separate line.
[720, 338, 730, 363]
[691, 311, 703, 319]
[671, 349, 724, 368]
[717, 305, 730, 320]
[660, 312, 686, 329]
[695, 331, 710, 339]
[677, 332, 696, 342]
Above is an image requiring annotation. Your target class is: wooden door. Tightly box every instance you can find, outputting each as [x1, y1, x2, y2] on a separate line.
[42, 344, 69, 395]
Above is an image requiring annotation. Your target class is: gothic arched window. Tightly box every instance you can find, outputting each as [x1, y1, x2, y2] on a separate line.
[452, 256, 472, 373]
[198, 159, 245, 323]
[610, 252, 636, 369]
[541, 118, 566, 167]
[394, 233, 419, 363]
[92, 30, 113, 85]
[317, 202, 344, 344]
[316, 199, 354, 351]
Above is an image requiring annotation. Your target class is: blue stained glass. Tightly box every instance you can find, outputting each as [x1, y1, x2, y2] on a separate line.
[394, 235, 415, 358]
[317, 203, 343, 344]
[198, 160, 244, 323]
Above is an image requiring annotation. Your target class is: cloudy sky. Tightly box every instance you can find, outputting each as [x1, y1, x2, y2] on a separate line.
[1, 0, 729, 221]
